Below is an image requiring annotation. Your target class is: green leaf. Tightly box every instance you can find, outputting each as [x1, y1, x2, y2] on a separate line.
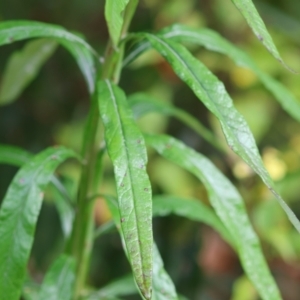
[141, 34, 300, 233]
[160, 24, 300, 123]
[0, 144, 75, 238]
[231, 0, 290, 69]
[0, 146, 78, 300]
[152, 195, 233, 246]
[22, 276, 39, 300]
[97, 80, 152, 300]
[85, 274, 137, 300]
[128, 93, 224, 151]
[0, 39, 57, 105]
[125, 26, 300, 123]
[105, 0, 130, 47]
[104, 195, 179, 300]
[151, 243, 178, 300]
[0, 21, 97, 93]
[38, 255, 75, 300]
[145, 133, 282, 300]
[0, 144, 32, 166]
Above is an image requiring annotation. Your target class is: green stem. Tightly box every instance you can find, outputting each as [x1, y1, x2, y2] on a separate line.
[67, 1, 140, 298]
[66, 95, 100, 299]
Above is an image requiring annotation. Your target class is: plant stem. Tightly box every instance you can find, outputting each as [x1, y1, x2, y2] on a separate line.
[67, 1, 139, 298]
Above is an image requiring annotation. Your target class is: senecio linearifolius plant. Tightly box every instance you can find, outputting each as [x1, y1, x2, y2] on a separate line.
[0, 1, 299, 300]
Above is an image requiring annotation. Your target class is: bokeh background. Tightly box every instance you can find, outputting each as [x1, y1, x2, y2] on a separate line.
[0, 0, 300, 299]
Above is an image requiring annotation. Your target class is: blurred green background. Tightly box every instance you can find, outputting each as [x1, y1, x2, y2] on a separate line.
[1, 0, 300, 299]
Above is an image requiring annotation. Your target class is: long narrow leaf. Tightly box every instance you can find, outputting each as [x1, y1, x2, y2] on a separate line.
[0, 144, 75, 238]
[104, 195, 179, 300]
[128, 93, 224, 151]
[97, 80, 152, 299]
[0, 146, 78, 300]
[140, 34, 300, 233]
[146, 133, 281, 300]
[0, 39, 58, 105]
[160, 24, 300, 123]
[38, 255, 75, 300]
[125, 26, 300, 123]
[0, 21, 97, 92]
[152, 195, 233, 246]
[105, 0, 130, 47]
[231, 0, 289, 69]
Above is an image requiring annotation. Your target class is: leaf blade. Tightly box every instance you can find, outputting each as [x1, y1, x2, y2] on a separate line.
[0, 144, 32, 166]
[0, 39, 58, 105]
[231, 0, 289, 69]
[0, 20, 97, 93]
[160, 24, 300, 123]
[128, 93, 224, 151]
[146, 133, 282, 300]
[104, 195, 179, 300]
[105, 0, 130, 47]
[97, 80, 152, 299]
[152, 195, 233, 246]
[142, 34, 300, 233]
[38, 255, 75, 300]
[0, 146, 78, 300]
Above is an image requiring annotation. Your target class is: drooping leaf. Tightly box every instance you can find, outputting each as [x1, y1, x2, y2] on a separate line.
[0, 146, 78, 300]
[0, 144, 75, 238]
[152, 195, 233, 246]
[128, 93, 224, 151]
[231, 0, 290, 69]
[49, 177, 75, 238]
[38, 255, 75, 300]
[140, 34, 300, 233]
[0, 144, 32, 166]
[105, 0, 130, 47]
[0, 39, 58, 105]
[145, 133, 282, 300]
[160, 24, 300, 123]
[85, 274, 137, 300]
[104, 195, 179, 300]
[97, 80, 152, 299]
[0, 21, 97, 92]
[125, 26, 300, 123]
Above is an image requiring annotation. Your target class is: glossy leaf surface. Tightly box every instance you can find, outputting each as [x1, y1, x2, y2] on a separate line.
[142, 34, 300, 233]
[0, 39, 57, 105]
[105, 0, 130, 46]
[38, 255, 75, 300]
[153, 195, 233, 246]
[160, 24, 300, 123]
[0, 146, 77, 300]
[104, 195, 179, 300]
[98, 80, 152, 299]
[146, 133, 281, 300]
[0, 21, 97, 92]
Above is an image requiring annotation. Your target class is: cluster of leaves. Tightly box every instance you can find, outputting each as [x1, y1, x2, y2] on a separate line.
[0, 0, 299, 300]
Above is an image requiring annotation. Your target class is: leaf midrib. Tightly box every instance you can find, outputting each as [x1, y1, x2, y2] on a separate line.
[105, 80, 145, 285]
